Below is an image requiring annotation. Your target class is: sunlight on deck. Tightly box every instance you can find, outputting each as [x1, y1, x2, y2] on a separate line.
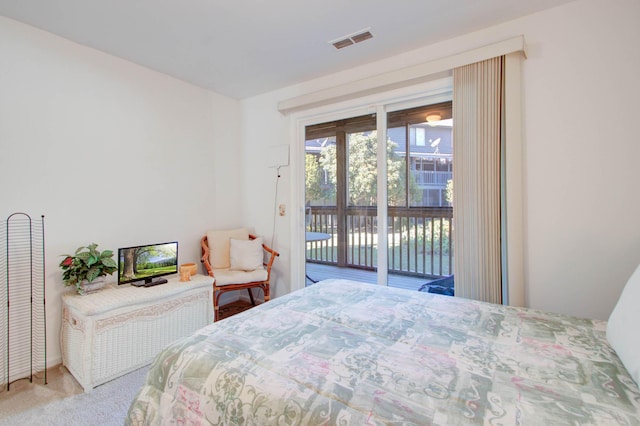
[305, 263, 428, 291]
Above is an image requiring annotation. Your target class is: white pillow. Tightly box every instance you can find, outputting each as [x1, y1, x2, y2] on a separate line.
[206, 228, 249, 269]
[229, 237, 264, 272]
[607, 263, 640, 387]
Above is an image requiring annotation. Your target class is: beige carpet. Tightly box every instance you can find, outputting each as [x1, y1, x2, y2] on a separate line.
[0, 365, 83, 419]
[0, 365, 149, 425]
[0, 303, 253, 424]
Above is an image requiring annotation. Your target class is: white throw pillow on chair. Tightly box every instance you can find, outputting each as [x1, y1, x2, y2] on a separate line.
[229, 237, 264, 272]
[207, 228, 249, 269]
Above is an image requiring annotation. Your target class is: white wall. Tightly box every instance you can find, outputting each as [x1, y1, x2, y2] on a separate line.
[241, 0, 640, 320]
[239, 95, 293, 298]
[516, 0, 640, 320]
[2, 0, 637, 372]
[0, 16, 243, 365]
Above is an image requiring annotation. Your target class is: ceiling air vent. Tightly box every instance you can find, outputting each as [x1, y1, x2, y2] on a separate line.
[330, 28, 373, 50]
[332, 38, 354, 50]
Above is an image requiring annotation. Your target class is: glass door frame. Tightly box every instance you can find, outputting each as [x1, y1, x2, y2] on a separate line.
[292, 86, 454, 292]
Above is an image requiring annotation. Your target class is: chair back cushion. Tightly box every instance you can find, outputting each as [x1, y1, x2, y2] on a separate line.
[206, 228, 249, 269]
[230, 237, 263, 271]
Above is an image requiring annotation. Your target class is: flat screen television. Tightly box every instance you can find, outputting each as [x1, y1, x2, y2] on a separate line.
[117, 241, 178, 286]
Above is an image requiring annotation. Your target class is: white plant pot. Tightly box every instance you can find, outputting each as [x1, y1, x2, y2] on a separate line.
[80, 276, 106, 295]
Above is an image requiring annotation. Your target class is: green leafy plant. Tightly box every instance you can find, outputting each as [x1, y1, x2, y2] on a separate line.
[59, 243, 117, 294]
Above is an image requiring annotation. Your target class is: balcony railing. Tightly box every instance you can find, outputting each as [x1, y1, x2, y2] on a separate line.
[413, 170, 452, 186]
[306, 206, 453, 278]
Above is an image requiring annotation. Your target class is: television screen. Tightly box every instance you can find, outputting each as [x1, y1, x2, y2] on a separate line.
[117, 241, 178, 285]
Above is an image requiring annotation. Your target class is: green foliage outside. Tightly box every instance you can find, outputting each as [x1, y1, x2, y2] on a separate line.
[397, 218, 452, 255]
[305, 153, 325, 203]
[306, 132, 422, 207]
[445, 179, 453, 205]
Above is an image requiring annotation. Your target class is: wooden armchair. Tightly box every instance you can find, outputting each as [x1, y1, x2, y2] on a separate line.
[201, 228, 278, 321]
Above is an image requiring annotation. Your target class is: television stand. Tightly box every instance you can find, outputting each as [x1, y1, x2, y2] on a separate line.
[144, 278, 168, 287]
[131, 278, 168, 287]
[61, 274, 214, 391]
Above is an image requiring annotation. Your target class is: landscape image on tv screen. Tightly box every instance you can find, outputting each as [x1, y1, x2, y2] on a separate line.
[118, 241, 178, 285]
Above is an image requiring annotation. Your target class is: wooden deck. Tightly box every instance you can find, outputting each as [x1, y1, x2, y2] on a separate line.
[305, 263, 429, 291]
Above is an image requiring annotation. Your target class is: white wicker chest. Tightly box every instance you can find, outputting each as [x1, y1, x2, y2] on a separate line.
[61, 274, 214, 391]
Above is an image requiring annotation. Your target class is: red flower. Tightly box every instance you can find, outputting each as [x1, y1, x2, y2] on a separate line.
[61, 256, 73, 267]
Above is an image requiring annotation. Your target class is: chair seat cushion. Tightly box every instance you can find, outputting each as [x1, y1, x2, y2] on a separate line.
[213, 267, 268, 286]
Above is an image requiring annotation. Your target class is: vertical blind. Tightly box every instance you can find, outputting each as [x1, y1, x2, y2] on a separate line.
[452, 56, 503, 304]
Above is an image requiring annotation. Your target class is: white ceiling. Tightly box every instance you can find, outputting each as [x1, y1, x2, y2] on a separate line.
[0, 0, 575, 99]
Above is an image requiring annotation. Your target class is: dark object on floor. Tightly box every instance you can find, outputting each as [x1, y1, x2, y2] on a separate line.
[219, 300, 256, 320]
[419, 275, 454, 296]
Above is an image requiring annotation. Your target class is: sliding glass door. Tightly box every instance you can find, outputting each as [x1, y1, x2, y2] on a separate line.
[304, 102, 453, 289]
[386, 103, 453, 290]
[304, 114, 378, 284]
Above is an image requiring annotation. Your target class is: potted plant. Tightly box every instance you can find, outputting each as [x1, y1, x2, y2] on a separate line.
[60, 243, 117, 294]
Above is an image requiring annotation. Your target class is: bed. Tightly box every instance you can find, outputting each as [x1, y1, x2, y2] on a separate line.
[126, 278, 640, 425]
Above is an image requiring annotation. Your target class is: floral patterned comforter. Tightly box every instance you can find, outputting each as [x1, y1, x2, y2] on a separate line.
[126, 279, 640, 425]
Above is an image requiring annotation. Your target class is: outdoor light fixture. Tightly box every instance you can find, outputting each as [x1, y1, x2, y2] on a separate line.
[426, 113, 442, 122]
